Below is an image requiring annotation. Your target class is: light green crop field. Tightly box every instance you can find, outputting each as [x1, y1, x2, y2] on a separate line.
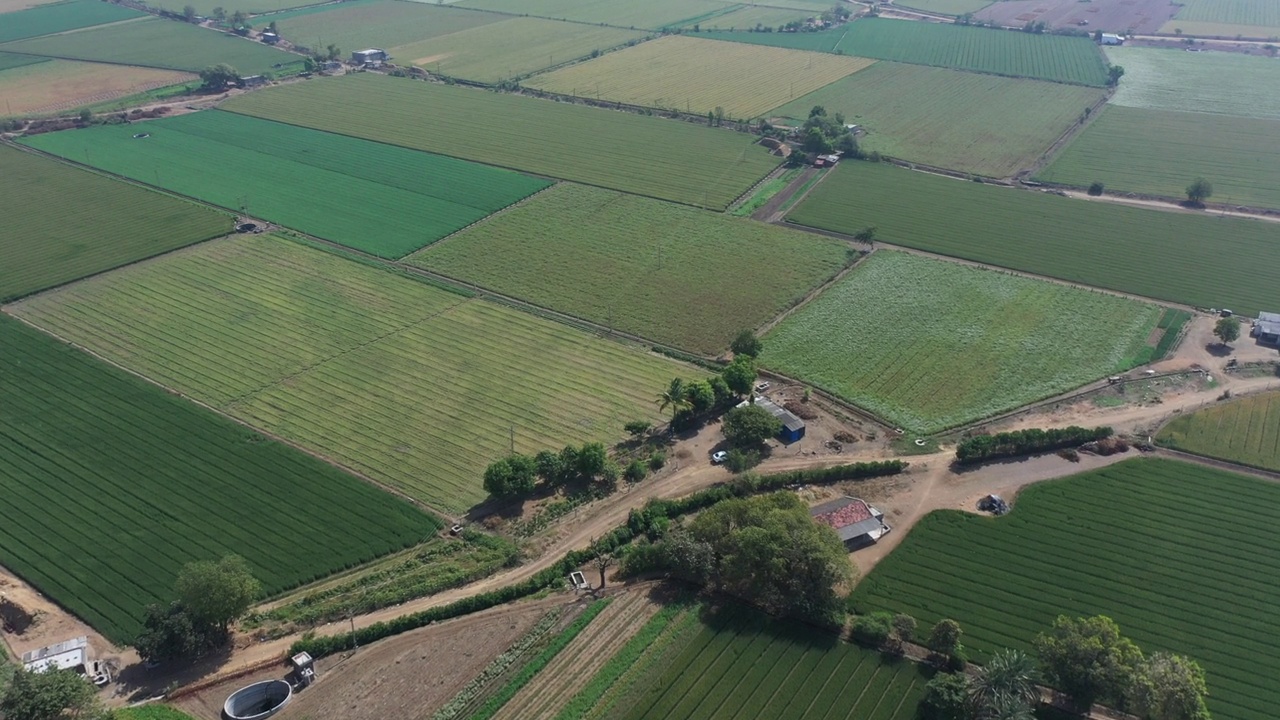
[759, 251, 1159, 433]
[22, 110, 549, 258]
[680, 5, 809, 30]
[267, 0, 504, 57]
[850, 457, 1280, 720]
[1104, 46, 1280, 119]
[791, 161, 1280, 315]
[1037, 105, 1280, 210]
[11, 235, 682, 513]
[392, 16, 646, 83]
[893, 0, 993, 15]
[0, 314, 439, 645]
[223, 74, 780, 209]
[525, 35, 873, 119]
[773, 62, 1103, 177]
[1158, 391, 1280, 471]
[0, 0, 143, 43]
[1160, 0, 1280, 38]
[452, 0, 737, 30]
[0, 51, 49, 70]
[0, 17, 303, 74]
[0, 145, 228, 302]
[409, 183, 852, 355]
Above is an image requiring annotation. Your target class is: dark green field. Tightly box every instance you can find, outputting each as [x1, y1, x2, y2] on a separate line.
[0, 0, 144, 43]
[0, 51, 50, 70]
[789, 161, 1278, 315]
[849, 458, 1278, 720]
[0, 315, 440, 643]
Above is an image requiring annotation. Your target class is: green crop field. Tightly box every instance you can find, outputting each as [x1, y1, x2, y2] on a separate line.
[0, 145, 228, 302]
[409, 183, 851, 355]
[452, 0, 738, 30]
[223, 74, 780, 210]
[0, 314, 439, 644]
[390, 16, 646, 83]
[850, 457, 1280, 720]
[22, 110, 549, 259]
[0, 0, 143, 43]
[0, 17, 302, 74]
[524, 35, 873, 119]
[621, 603, 928, 720]
[267, 0, 503, 57]
[680, 5, 809, 30]
[1158, 391, 1280, 471]
[772, 62, 1103, 177]
[790, 161, 1280, 315]
[11, 235, 682, 514]
[703, 18, 1110, 86]
[759, 251, 1159, 433]
[1037, 105, 1280, 210]
[893, 0, 992, 15]
[0, 51, 49, 70]
[1160, 0, 1280, 38]
[1104, 46, 1280, 120]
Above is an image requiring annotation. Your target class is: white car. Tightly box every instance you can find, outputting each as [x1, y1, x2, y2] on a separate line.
[711, 451, 729, 464]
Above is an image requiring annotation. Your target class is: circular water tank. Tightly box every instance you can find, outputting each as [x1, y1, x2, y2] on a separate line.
[223, 679, 292, 720]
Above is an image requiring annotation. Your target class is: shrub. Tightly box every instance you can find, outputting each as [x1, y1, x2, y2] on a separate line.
[1088, 181, 1105, 196]
[624, 459, 647, 483]
[648, 450, 667, 470]
[851, 611, 894, 646]
[955, 426, 1112, 464]
[725, 448, 760, 472]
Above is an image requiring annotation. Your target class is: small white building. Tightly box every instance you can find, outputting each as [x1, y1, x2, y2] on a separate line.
[351, 48, 388, 66]
[22, 636, 88, 674]
[1100, 33, 1124, 45]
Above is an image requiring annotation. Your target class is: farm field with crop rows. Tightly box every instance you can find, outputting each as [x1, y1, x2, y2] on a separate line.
[453, 0, 737, 30]
[680, 5, 809, 30]
[11, 235, 681, 513]
[1037, 105, 1280, 210]
[790, 161, 1280, 315]
[0, 0, 143, 43]
[0, 314, 440, 644]
[0, 59, 193, 116]
[223, 74, 780, 209]
[1104, 46, 1280, 120]
[1159, 0, 1280, 37]
[621, 602, 928, 720]
[760, 251, 1159, 433]
[773, 62, 1103, 177]
[526, 35, 871, 119]
[0, 51, 48, 70]
[1158, 391, 1280, 471]
[267, 0, 504, 59]
[894, 0, 992, 14]
[392, 16, 645, 84]
[410, 183, 851, 355]
[22, 110, 550, 258]
[0, 145, 228, 302]
[0, 17, 302, 74]
[850, 458, 1280, 720]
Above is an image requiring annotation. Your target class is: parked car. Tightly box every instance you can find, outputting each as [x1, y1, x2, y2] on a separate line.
[711, 451, 728, 464]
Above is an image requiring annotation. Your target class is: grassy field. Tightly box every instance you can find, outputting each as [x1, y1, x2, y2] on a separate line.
[524, 35, 872, 119]
[392, 16, 646, 83]
[1037, 105, 1280, 210]
[850, 457, 1280, 720]
[760, 251, 1159, 433]
[452, 0, 738, 30]
[22, 110, 549, 258]
[138, 0, 326, 15]
[0, 59, 192, 116]
[409, 183, 851, 355]
[0, 17, 303, 74]
[267, 0, 504, 56]
[893, 0, 993, 14]
[0, 51, 48, 70]
[11, 235, 681, 513]
[1158, 391, 1280, 471]
[680, 5, 809, 30]
[772, 62, 1103, 177]
[1159, 0, 1280, 37]
[703, 18, 1110, 86]
[114, 707, 198, 720]
[1104, 46, 1280, 120]
[223, 74, 780, 210]
[0, 0, 143, 43]
[0, 314, 440, 644]
[790, 160, 1280, 315]
[0, 145, 228, 302]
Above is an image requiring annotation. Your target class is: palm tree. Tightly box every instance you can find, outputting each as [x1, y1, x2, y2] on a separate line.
[657, 378, 688, 419]
[972, 649, 1041, 719]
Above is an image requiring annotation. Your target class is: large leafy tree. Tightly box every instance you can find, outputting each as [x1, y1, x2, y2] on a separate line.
[1127, 652, 1211, 720]
[721, 356, 757, 397]
[1036, 615, 1144, 711]
[1213, 316, 1240, 346]
[483, 453, 538, 497]
[920, 672, 975, 720]
[1, 667, 103, 720]
[721, 404, 782, 448]
[198, 63, 239, 91]
[730, 330, 762, 358]
[176, 554, 262, 633]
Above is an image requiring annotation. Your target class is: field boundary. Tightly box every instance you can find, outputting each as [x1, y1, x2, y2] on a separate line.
[1020, 84, 1114, 180]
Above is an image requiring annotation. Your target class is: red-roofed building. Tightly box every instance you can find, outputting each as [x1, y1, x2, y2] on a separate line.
[810, 496, 889, 549]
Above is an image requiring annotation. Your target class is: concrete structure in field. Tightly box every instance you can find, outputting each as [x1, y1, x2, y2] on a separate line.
[22, 636, 88, 674]
[810, 497, 890, 549]
[742, 396, 806, 444]
[1253, 312, 1280, 344]
[1100, 33, 1124, 45]
[351, 48, 388, 66]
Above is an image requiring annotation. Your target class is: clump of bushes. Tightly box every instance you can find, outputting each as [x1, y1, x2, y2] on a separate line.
[955, 426, 1112, 464]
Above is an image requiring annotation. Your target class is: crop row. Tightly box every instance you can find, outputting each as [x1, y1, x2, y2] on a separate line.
[0, 0, 144, 44]
[1160, 392, 1280, 469]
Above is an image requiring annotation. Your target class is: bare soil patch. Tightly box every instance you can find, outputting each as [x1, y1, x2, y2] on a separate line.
[0, 564, 118, 660]
[0, 60, 193, 117]
[974, 0, 1177, 33]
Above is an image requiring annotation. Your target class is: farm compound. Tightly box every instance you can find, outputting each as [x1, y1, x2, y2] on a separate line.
[811, 497, 890, 549]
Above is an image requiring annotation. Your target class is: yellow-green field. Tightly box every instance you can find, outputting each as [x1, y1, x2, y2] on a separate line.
[10, 235, 684, 513]
[680, 5, 810, 30]
[452, 0, 738, 30]
[525, 35, 873, 119]
[1159, 0, 1280, 38]
[0, 59, 191, 116]
[1158, 391, 1280, 471]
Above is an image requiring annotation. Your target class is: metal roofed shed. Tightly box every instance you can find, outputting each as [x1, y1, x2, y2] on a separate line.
[1253, 312, 1280, 344]
[351, 48, 388, 66]
[22, 636, 88, 674]
[810, 497, 889, 549]
[742, 396, 806, 444]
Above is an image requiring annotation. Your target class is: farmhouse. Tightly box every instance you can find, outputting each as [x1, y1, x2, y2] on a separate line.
[1100, 33, 1124, 45]
[810, 496, 890, 549]
[744, 396, 806, 443]
[1253, 312, 1280, 344]
[351, 48, 388, 66]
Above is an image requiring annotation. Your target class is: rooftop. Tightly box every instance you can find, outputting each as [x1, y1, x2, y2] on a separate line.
[750, 396, 805, 433]
[22, 636, 88, 674]
[810, 496, 886, 543]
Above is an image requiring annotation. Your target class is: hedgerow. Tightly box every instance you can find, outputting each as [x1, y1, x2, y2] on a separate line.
[955, 426, 1112, 464]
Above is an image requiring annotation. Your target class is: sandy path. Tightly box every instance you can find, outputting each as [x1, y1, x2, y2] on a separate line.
[1060, 189, 1280, 225]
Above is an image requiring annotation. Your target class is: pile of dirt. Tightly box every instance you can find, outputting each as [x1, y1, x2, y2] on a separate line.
[784, 400, 818, 420]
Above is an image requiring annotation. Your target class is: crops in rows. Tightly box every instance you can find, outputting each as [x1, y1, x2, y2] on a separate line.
[773, 62, 1103, 177]
[23, 110, 549, 258]
[892, 0, 993, 15]
[1037, 105, 1280, 211]
[140, 0, 318, 15]
[791, 160, 1280, 315]
[266, 0, 503, 56]
[0, 0, 144, 43]
[1160, 0, 1280, 37]
[224, 74, 779, 210]
[0, 59, 193, 117]
[11, 235, 681, 513]
[114, 707, 198, 720]
[0, 314, 440, 644]
[760, 251, 1159, 433]
[526, 35, 871, 119]
[0, 51, 48, 70]
[0, 17, 302, 74]
[453, 0, 738, 30]
[850, 458, 1280, 720]
[0, 145, 228, 302]
[1104, 46, 1280, 120]
[681, 5, 810, 30]
[411, 183, 851, 355]
[622, 602, 928, 720]
[1157, 391, 1280, 471]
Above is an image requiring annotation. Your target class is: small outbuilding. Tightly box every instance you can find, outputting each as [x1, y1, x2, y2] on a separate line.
[351, 48, 388, 66]
[1100, 33, 1124, 45]
[810, 497, 890, 549]
[240, 75, 268, 88]
[260, 31, 279, 44]
[1253, 312, 1280, 344]
[743, 396, 806, 444]
[22, 636, 88, 674]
